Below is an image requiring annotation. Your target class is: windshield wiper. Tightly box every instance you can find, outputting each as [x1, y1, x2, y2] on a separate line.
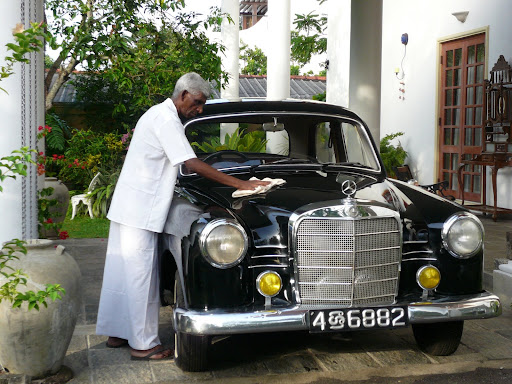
[265, 158, 318, 165]
[323, 162, 374, 170]
[251, 158, 322, 171]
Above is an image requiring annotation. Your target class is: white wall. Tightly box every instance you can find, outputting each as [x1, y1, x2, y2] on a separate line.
[380, 0, 512, 209]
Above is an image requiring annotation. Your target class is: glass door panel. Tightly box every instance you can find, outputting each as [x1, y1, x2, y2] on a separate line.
[439, 34, 485, 202]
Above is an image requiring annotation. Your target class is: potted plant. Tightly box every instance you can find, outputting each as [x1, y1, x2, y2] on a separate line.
[37, 125, 70, 239]
[0, 238, 80, 379]
[0, 22, 80, 380]
[380, 132, 408, 178]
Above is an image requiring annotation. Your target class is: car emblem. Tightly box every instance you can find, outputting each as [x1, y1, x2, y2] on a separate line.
[341, 180, 357, 198]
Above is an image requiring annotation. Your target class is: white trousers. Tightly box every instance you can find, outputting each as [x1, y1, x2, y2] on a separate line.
[96, 222, 161, 350]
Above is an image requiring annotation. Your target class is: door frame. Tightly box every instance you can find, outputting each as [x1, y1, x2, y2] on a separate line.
[435, 27, 489, 202]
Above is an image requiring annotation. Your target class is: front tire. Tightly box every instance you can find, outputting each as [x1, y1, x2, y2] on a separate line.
[412, 321, 464, 356]
[173, 272, 210, 372]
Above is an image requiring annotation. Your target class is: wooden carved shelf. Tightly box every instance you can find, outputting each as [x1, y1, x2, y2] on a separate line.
[459, 55, 512, 221]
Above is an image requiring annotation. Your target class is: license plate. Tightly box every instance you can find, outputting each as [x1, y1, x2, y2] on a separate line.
[309, 306, 408, 333]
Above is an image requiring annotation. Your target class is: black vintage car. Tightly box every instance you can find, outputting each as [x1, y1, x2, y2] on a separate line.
[160, 99, 501, 372]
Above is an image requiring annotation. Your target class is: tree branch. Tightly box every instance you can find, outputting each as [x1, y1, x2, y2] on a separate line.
[45, 57, 78, 111]
[45, 0, 95, 110]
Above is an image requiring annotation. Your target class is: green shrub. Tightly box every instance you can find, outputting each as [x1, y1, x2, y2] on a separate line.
[380, 132, 408, 178]
[45, 113, 72, 153]
[88, 168, 121, 218]
[312, 91, 326, 102]
[56, 129, 125, 190]
[192, 128, 267, 153]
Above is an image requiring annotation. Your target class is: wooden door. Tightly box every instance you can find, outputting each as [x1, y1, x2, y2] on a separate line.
[439, 33, 485, 201]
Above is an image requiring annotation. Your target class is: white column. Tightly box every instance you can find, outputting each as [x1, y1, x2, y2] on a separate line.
[267, 0, 290, 100]
[325, 0, 382, 141]
[221, 0, 240, 102]
[326, 0, 351, 107]
[220, 0, 240, 143]
[0, 0, 44, 244]
[348, 0, 382, 141]
[266, 0, 290, 155]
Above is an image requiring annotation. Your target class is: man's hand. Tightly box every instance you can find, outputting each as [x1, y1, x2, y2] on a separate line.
[237, 179, 271, 191]
[184, 158, 270, 190]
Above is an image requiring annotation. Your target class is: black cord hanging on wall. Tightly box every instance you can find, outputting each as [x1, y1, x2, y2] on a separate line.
[395, 33, 408, 80]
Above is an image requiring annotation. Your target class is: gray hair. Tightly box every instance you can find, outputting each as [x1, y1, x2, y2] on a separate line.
[171, 72, 211, 99]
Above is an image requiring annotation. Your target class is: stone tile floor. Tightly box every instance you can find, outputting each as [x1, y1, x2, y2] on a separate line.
[62, 309, 512, 384]
[48, 212, 512, 384]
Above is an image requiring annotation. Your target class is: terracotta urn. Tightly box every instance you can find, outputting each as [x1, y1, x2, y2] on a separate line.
[0, 239, 81, 378]
[42, 177, 70, 238]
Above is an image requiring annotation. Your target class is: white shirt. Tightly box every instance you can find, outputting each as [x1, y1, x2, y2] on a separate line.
[107, 98, 197, 232]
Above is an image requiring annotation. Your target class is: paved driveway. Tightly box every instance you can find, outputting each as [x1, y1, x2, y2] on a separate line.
[51, 213, 512, 383]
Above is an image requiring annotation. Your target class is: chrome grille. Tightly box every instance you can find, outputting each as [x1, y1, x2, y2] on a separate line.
[295, 216, 401, 308]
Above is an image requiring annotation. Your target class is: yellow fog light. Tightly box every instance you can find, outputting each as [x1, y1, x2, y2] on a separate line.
[416, 265, 441, 290]
[257, 271, 282, 297]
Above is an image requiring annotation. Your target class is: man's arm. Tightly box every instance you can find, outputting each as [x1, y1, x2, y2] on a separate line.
[184, 158, 270, 190]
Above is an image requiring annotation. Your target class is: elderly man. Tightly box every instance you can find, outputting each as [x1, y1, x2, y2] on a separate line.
[96, 72, 269, 360]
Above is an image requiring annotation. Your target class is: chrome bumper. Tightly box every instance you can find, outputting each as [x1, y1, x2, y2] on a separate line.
[174, 292, 502, 335]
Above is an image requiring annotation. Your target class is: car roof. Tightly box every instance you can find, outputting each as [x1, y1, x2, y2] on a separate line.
[190, 99, 363, 123]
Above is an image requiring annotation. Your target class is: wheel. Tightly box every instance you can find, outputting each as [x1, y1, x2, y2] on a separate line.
[173, 272, 210, 372]
[202, 150, 249, 164]
[412, 321, 464, 356]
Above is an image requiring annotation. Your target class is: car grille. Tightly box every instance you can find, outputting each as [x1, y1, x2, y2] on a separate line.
[294, 216, 401, 308]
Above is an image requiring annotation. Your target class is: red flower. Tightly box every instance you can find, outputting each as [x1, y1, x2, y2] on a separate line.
[37, 163, 46, 175]
[45, 218, 53, 224]
[38, 125, 43, 131]
[39, 151, 43, 155]
[58, 231, 69, 240]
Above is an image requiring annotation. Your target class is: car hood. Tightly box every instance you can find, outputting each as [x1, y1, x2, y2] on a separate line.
[179, 171, 464, 248]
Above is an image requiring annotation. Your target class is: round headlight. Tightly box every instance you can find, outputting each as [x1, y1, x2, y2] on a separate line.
[199, 219, 248, 268]
[257, 271, 282, 297]
[441, 212, 484, 259]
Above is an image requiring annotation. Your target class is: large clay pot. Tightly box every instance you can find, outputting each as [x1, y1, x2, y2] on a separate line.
[42, 177, 70, 238]
[0, 239, 81, 379]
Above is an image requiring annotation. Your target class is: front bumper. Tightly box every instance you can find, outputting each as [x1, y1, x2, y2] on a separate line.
[174, 291, 502, 335]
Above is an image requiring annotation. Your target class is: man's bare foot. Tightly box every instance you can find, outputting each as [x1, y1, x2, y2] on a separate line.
[130, 345, 173, 360]
[106, 337, 128, 348]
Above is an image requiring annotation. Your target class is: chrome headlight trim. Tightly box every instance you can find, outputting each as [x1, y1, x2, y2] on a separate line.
[199, 219, 248, 269]
[441, 212, 484, 259]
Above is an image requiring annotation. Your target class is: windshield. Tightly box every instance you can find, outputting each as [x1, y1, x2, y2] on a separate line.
[183, 113, 380, 173]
